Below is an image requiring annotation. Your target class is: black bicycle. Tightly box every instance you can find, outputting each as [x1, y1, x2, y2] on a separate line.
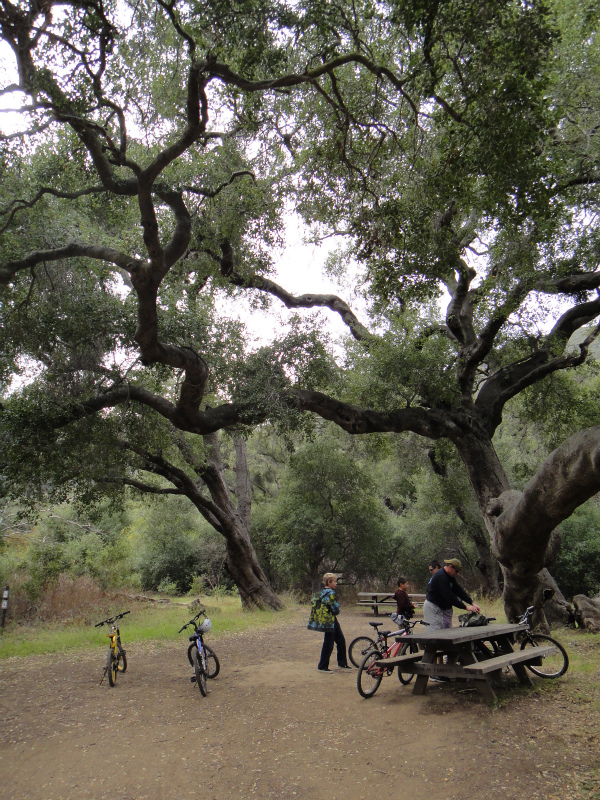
[516, 605, 569, 678]
[464, 606, 568, 679]
[179, 610, 220, 696]
[95, 611, 129, 687]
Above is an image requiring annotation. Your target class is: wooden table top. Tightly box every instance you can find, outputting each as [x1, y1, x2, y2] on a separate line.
[401, 622, 527, 645]
[357, 592, 425, 599]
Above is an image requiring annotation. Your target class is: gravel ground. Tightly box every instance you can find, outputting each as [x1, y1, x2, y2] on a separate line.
[0, 607, 598, 800]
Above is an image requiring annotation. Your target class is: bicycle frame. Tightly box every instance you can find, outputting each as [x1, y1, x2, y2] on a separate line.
[356, 619, 425, 697]
[95, 611, 129, 686]
[179, 609, 220, 696]
[369, 620, 418, 659]
[106, 623, 121, 656]
[373, 621, 421, 666]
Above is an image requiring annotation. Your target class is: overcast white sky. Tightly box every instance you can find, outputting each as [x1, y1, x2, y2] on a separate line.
[222, 215, 363, 350]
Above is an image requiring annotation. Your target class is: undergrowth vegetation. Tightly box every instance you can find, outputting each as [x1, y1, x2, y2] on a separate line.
[0, 591, 301, 659]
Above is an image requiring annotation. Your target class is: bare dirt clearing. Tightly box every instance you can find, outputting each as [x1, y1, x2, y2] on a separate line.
[1, 607, 598, 800]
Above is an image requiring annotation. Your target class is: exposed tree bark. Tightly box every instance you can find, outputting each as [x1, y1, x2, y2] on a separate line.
[427, 447, 500, 596]
[486, 427, 600, 621]
[121, 434, 282, 610]
[538, 569, 573, 628]
[233, 435, 252, 532]
[469, 524, 500, 597]
[201, 434, 283, 611]
[573, 593, 600, 632]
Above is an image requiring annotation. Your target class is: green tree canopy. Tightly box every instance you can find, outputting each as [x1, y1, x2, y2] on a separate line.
[1, 0, 600, 618]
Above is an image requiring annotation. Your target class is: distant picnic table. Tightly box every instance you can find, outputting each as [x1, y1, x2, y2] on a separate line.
[357, 592, 425, 616]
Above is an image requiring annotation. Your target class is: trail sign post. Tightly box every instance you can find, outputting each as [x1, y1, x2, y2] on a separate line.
[1, 585, 8, 630]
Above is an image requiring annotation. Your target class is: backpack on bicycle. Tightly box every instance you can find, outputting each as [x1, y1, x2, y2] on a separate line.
[458, 611, 488, 627]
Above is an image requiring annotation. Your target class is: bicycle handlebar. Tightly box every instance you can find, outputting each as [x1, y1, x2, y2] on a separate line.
[94, 610, 130, 627]
[178, 610, 207, 633]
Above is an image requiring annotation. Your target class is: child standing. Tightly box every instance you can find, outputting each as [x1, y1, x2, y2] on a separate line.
[308, 573, 352, 672]
[393, 577, 415, 620]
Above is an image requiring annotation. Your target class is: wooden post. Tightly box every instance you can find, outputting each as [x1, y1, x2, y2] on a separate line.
[1, 585, 9, 631]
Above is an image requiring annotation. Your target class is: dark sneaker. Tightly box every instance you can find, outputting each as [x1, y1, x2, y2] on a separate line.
[338, 665, 353, 670]
[430, 675, 450, 683]
[318, 668, 334, 673]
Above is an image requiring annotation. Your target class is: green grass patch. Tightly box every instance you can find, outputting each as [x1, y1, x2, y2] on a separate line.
[0, 594, 303, 659]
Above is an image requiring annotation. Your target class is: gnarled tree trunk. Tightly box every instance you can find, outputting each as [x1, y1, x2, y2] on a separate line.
[455, 426, 600, 623]
[201, 433, 283, 611]
[573, 593, 600, 632]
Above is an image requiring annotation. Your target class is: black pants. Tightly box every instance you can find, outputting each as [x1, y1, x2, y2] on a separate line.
[318, 618, 348, 670]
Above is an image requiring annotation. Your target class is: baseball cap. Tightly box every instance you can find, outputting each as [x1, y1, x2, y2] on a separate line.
[444, 558, 462, 571]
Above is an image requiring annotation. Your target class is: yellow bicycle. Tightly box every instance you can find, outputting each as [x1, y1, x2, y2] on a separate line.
[95, 611, 130, 686]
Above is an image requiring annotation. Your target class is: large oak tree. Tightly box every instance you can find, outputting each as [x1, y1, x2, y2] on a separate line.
[1, 0, 600, 616]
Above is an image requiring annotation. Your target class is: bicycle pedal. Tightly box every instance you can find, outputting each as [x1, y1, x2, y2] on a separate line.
[190, 676, 197, 683]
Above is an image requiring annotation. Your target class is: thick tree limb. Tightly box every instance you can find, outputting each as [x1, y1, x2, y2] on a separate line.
[0, 185, 107, 233]
[123, 442, 225, 531]
[488, 426, 600, 576]
[549, 296, 600, 342]
[294, 389, 459, 438]
[476, 318, 600, 432]
[445, 261, 477, 346]
[121, 478, 183, 495]
[0, 242, 142, 283]
[540, 270, 600, 295]
[199, 53, 419, 118]
[158, 190, 192, 271]
[229, 272, 372, 342]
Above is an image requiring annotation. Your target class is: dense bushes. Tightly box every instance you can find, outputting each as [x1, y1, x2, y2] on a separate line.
[553, 504, 600, 599]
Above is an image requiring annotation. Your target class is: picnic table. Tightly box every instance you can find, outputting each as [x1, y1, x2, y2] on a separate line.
[357, 592, 425, 615]
[376, 622, 552, 703]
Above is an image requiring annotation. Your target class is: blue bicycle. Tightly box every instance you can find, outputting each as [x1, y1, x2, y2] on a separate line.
[179, 610, 220, 696]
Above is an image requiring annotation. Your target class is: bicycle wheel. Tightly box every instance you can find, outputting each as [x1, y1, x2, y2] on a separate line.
[520, 633, 569, 678]
[193, 647, 208, 696]
[117, 645, 127, 673]
[473, 640, 499, 660]
[187, 642, 196, 667]
[348, 636, 376, 668]
[204, 644, 220, 679]
[397, 641, 418, 685]
[357, 651, 384, 698]
[106, 650, 118, 687]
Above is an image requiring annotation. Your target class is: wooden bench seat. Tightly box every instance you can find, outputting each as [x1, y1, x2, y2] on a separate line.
[356, 601, 425, 608]
[357, 593, 426, 615]
[374, 652, 422, 668]
[462, 645, 555, 674]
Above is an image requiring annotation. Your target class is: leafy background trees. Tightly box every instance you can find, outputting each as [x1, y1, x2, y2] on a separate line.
[1, 0, 600, 620]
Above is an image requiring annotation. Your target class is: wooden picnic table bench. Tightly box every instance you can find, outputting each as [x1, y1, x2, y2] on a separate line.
[394, 622, 542, 702]
[360, 623, 560, 703]
[357, 592, 425, 615]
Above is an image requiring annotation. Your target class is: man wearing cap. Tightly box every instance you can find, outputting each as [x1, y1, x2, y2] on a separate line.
[424, 558, 481, 631]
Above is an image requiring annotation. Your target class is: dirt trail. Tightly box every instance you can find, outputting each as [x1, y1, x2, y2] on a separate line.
[0, 608, 597, 800]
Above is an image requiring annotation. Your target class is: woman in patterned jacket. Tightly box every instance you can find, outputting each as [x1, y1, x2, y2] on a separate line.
[308, 573, 352, 673]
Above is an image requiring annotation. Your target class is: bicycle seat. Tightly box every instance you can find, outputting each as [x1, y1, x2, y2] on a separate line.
[379, 630, 391, 638]
[369, 622, 383, 629]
